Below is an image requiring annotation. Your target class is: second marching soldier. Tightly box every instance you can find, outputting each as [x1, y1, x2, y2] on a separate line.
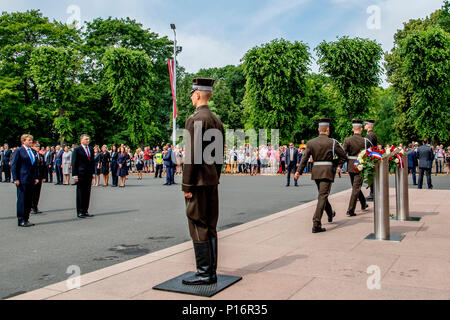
[342, 120, 369, 217]
[295, 118, 347, 233]
[182, 78, 225, 285]
[364, 119, 378, 201]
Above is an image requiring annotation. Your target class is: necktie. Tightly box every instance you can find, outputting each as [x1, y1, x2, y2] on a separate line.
[290, 149, 294, 162]
[84, 146, 90, 160]
[27, 148, 35, 165]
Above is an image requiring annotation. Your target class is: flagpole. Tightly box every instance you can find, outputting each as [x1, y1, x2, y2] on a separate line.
[171, 24, 177, 147]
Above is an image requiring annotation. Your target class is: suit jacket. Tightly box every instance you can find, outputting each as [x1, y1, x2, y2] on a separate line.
[54, 150, 64, 166]
[10, 146, 39, 184]
[163, 149, 175, 168]
[71, 145, 95, 180]
[297, 134, 347, 182]
[417, 145, 434, 169]
[0, 150, 3, 167]
[407, 149, 418, 168]
[343, 134, 365, 174]
[45, 151, 54, 166]
[285, 148, 299, 166]
[3, 149, 11, 164]
[182, 105, 225, 192]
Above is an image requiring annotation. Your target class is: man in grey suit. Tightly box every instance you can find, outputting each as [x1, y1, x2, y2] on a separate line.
[417, 139, 434, 190]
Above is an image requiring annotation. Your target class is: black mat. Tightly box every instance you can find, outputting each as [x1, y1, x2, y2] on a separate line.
[153, 272, 242, 297]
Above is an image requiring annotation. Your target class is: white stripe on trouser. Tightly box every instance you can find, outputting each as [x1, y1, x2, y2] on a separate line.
[348, 156, 358, 160]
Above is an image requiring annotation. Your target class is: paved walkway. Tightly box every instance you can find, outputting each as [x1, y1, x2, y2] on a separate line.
[10, 188, 450, 300]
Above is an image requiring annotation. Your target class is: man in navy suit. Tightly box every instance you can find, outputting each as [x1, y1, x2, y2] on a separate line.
[44, 146, 53, 183]
[417, 139, 434, 190]
[285, 142, 300, 187]
[3, 143, 12, 182]
[407, 144, 418, 186]
[72, 134, 96, 218]
[163, 145, 176, 185]
[54, 145, 63, 185]
[11, 134, 39, 227]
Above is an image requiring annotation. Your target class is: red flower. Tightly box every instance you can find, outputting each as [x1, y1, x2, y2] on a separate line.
[389, 157, 392, 161]
[390, 145, 396, 152]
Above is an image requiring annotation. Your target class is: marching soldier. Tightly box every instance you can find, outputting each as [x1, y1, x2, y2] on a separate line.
[364, 119, 377, 201]
[295, 118, 347, 233]
[342, 120, 369, 217]
[182, 78, 225, 285]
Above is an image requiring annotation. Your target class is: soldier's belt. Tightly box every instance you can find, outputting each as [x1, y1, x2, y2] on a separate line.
[347, 156, 358, 160]
[313, 161, 333, 166]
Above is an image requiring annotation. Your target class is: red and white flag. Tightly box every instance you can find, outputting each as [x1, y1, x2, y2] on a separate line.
[168, 59, 177, 119]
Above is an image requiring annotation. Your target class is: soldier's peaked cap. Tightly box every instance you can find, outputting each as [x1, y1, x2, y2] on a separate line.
[191, 78, 215, 94]
[352, 120, 363, 127]
[318, 118, 331, 127]
[365, 119, 375, 125]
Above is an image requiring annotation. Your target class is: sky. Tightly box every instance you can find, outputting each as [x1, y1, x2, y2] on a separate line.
[1, 0, 445, 87]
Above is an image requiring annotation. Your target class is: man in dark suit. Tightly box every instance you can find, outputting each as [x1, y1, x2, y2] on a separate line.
[11, 135, 39, 227]
[417, 139, 434, 190]
[44, 146, 53, 183]
[407, 144, 418, 186]
[54, 145, 63, 185]
[285, 142, 300, 187]
[0, 146, 3, 182]
[163, 145, 175, 186]
[31, 142, 46, 214]
[72, 134, 95, 218]
[295, 118, 347, 233]
[3, 143, 12, 182]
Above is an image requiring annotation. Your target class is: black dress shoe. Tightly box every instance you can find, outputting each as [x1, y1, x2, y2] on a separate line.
[32, 210, 43, 214]
[312, 227, 326, 233]
[82, 213, 94, 218]
[285, 184, 290, 187]
[77, 213, 87, 219]
[163, 183, 170, 186]
[19, 221, 35, 227]
[347, 211, 357, 217]
[366, 195, 374, 202]
[328, 211, 336, 223]
[361, 203, 369, 210]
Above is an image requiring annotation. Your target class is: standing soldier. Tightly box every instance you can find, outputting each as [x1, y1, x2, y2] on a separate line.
[182, 78, 225, 285]
[295, 118, 347, 233]
[364, 120, 377, 201]
[342, 120, 369, 217]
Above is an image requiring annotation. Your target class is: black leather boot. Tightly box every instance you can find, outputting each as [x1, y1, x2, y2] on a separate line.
[182, 241, 215, 285]
[209, 237, 218, 283]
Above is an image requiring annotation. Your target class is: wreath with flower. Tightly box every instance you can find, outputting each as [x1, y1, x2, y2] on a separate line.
[354, 146, 405, 186]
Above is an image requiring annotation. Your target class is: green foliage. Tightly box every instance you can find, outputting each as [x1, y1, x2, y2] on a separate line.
[242, 38, 311, 144]
[385, 3, 450, 144]
[315, 37, 383, 140]
[398, 27, 450, 143]
[102, 47, 161, 146]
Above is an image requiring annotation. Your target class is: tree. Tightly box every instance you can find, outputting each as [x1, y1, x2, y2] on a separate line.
[242, 38, 311, 144]
[30, 46, 82, 145]
[385, 2, 449, 144]
[398, 27, 450, 143]
[102, 47, 161, 147]
[210, 79, 242, 129]
[315, 37, 383, 140]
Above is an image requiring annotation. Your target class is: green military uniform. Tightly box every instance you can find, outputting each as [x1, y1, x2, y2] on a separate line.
[365, 120, 378, 201]
[343, 120, 368, 216]
[296, 119, 347, 232]
[182, 78, 225, 286]
[182, 103, 225, 241]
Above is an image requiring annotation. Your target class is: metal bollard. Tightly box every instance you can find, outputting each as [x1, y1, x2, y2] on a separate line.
[394, 153, 421, 222]
[365, 159, 405, 242]
[374, 159, 390, 240]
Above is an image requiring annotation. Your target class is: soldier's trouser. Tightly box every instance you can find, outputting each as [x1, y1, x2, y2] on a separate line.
[185, 185, 219, 241]
[314, 179, 333, 228]
[348, 173, 366, 213]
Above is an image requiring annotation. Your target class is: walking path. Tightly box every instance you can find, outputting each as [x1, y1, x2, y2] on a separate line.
[10, 188, 450, 300]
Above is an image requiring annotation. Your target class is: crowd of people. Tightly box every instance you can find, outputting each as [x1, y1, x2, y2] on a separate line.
[1, 141, 449, 189]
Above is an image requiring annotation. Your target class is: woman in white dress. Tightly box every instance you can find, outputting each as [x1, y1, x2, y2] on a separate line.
[62, 146, 72, 185]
